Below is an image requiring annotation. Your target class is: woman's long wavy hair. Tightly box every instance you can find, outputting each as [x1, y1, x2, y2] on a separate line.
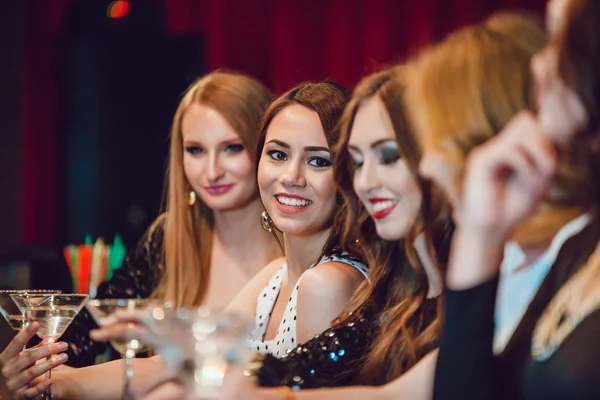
[153, 70, 273, 307]
[327, 67, 454, 385]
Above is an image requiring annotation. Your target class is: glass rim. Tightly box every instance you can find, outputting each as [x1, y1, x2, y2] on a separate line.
[10, 293, 89, 300]
[0, 289, 62, 294]
[87, 298, 151, 306]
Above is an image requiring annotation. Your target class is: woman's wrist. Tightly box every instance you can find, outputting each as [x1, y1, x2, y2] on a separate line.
[445, 225, 505, 290]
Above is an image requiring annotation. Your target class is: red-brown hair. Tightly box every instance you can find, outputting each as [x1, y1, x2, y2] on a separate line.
[155, 70, 273, 307]
[329, 67, 453, 385]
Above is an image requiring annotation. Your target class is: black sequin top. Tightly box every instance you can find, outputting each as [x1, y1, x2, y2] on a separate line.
[257, 298, 438, 389]
[61, 217, 165, 367]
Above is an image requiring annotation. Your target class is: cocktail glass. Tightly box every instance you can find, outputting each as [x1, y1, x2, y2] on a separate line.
[0, 290, 61, 335]
[142, 305, 251, 399]
[11, 293, 89, 400]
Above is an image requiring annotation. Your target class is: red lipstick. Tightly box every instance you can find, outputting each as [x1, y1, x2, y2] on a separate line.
[369, 198, 397, 220]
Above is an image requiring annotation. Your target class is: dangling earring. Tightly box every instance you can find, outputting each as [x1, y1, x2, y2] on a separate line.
[260, 210, 273, 232]
[189, 191, 197, 206]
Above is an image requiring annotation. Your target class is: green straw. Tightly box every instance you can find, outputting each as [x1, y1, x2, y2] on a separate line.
[69, 245, 79, 293]
[107, 234, 127, 280]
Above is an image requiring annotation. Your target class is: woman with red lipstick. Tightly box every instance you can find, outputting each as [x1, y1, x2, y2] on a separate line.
[0, 70, 284, 399]
[224, 82, 370, 359]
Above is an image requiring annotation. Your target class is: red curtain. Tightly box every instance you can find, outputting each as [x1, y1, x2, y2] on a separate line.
[21, 0, 547, 245]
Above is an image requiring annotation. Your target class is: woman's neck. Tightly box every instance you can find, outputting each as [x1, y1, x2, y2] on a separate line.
[283, 228, 331, 282]
[413, 232, 443, 299]
[212, 197, 280, 268]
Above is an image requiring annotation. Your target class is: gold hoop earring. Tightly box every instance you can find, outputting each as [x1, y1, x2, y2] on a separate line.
[189, 191, 197, 206]
[260, 210, 273, 233]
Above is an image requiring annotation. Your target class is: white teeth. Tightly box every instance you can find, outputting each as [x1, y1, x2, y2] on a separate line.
[372, 200, 397, 212]
[275, 195, 312, 207]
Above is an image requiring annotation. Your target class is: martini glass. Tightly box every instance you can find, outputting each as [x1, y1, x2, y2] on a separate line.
[0, 290, 61, 335]
[11, 293, 89, 400]
[85, 299, 150, 400]
[142, 305, 251, 399]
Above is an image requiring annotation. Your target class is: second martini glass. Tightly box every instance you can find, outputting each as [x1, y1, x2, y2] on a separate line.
[0, 290, 61, 334]
[86, 299, 150, 400]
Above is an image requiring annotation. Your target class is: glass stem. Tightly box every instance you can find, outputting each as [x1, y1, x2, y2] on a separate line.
[122, 347, 136, 400]
[41, 339, 54, 400]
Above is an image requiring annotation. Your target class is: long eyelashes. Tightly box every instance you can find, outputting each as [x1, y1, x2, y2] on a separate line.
[266, 150, 331, 168]
[185, 144, 244, 155]
[380, 146, 401, 165]
[349, 149, 400, 169]
[185, 146, 204, 155]
[224, 144, 244, 153]
[350, 158, 364, 169]
[266, 149, 287, 161]
[308, 157, 332, 168]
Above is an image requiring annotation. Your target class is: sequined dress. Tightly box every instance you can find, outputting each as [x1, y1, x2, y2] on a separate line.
[257, 298, 438, 389]
[61, 218, 165, 367]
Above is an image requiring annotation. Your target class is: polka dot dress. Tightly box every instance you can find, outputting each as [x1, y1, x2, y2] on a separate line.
[246, 255, 368, 358]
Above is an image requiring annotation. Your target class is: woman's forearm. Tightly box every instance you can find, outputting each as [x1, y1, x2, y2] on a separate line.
[257, 386, 390, 400]
[54, 356, 162, 400]
[258, 350, 438, 400]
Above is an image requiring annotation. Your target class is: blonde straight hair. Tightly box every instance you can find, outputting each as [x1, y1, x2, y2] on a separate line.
[406, 12, 591, 244]
[153, 71, 273, 307]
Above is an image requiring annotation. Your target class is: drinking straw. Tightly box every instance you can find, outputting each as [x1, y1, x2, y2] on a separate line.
[78, 244, 92, 295]
[64, 246, 73, 275]
[107, 235, 126, 280]
[69, 245, 79, 293]
[100, 245, 109, 289]
[89, 238, 105, 298]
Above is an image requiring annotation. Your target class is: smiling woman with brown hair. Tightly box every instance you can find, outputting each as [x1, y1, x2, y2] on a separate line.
[226, 81, 369, 358]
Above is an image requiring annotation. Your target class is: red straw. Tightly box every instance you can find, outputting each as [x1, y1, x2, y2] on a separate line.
[78, 245, 92, 295]
[63, 247, 72, 274]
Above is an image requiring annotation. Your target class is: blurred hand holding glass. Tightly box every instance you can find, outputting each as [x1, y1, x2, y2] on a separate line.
[86, 298, 150, 400]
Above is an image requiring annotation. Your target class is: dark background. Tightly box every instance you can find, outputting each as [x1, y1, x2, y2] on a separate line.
[1, 0, 547, 282]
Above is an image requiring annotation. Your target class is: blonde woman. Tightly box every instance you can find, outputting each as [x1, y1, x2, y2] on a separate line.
[414, 1, 600, 399]
[0, 70, 282, 399]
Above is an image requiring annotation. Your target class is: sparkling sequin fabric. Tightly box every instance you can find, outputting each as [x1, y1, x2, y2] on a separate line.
[257, 298, 437, 389]
[257, 313, 371, 389]
[61, 217, 165, 367]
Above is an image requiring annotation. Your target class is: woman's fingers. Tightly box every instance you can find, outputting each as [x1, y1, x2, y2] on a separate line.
[2, 342, 68, 378]
[90, 323, 148, 343]
[100, 309, 144, 326]
[0, 323, 40, 361]
[5, 353, 68, 391]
